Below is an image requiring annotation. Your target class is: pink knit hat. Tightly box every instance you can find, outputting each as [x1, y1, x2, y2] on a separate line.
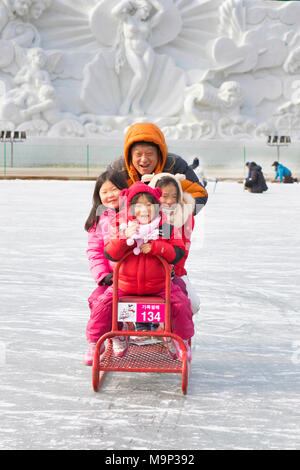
[120, 182, 162, 206]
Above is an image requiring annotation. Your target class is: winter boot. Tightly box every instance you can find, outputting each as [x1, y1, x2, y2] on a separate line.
[172, 339, 192, 361]
[111, 323, 129, 357]
[163, 336, 177, 360]
[83, 342, 105, 366]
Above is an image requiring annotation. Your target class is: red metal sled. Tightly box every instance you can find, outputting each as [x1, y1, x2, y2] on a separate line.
[92, 252, 191, 394]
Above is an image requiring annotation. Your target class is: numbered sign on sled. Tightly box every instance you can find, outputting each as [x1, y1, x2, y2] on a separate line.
[118, 298, 165, 323]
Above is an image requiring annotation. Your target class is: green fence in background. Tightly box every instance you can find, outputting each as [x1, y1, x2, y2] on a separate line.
[0, 142, 124, 176]
[0, 140, 299, 177]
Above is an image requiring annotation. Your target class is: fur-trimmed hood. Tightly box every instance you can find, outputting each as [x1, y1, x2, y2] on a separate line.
[142, 172, 195, 228]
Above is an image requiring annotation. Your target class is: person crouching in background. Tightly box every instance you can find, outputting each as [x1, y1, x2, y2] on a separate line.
[272, 161, 298, 184]
[244, 162, 268, 193]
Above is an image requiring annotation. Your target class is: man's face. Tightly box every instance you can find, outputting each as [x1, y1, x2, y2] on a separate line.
[131, 143, 159, 176]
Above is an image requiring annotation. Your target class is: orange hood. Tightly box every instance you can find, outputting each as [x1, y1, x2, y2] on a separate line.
[124, 123, 168, 183]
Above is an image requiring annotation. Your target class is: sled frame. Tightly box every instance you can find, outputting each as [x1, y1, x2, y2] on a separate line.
[92, 252, 191, 395]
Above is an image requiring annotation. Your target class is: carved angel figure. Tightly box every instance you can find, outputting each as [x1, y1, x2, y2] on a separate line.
[111, 0, 166, 115]
[0, 1, 35, 48]
[206, 0, 287, 79]
[0, 0, 53, 65]
[29, 0, 52, 21]
[184, 81, 244, 123]
[0, 0, 52, 26]
[14, 47, 51, 88]
[0, 45, 62, 125]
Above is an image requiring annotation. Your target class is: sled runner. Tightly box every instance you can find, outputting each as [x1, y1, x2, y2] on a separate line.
[92, 252, 191, 395]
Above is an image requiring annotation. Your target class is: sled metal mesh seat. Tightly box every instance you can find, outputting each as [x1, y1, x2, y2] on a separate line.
[99, 340, 182, 372]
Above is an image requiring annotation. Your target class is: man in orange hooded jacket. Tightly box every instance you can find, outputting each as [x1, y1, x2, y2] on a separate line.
[107, 122, 208, 213]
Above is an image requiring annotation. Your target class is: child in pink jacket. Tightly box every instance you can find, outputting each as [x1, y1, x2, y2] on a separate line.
[83, 170, 128, 365]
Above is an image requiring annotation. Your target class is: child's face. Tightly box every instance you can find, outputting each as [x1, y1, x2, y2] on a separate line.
[99, 180, 121, 209]
[133, 194, 156, 225]
[159, 183, 178, 210]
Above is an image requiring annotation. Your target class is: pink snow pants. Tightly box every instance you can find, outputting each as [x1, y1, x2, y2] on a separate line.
[86, 283, 194, 344]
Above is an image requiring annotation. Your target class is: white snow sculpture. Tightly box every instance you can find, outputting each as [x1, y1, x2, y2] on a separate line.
[29, 0, 52, 21]
[0, 0, 52, 39]
[111, 0, 167, 115]
[0, 0, 52, 71]
[14, 47, 51, 87]
[284, 46, 300, 75]
[81, 0, 185, 117]
[206, 0, 287, 78]
[0, 46, 62, 125]
[276, 80, 300, 117]
[0, 39, 15, 68]
[0, 0, 300, 140]
[274, 80, 300, 138]
[184, 81, 244, 122]
[0, 1, 37, 50]
[1, 21, 40, 47]
[183, 80, 249, 139]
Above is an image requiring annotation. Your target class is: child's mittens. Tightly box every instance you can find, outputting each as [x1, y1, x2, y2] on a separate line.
[133, 239, 143, 255]
[127, 238, 135, 247]
[120, 222, 136, 247]
[122, 218, 160, 255]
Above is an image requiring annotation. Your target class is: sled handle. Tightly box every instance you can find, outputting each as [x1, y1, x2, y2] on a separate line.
[112, 251, 171, 331]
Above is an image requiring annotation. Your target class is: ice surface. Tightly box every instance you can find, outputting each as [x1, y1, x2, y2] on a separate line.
[0, 180, 299, 450]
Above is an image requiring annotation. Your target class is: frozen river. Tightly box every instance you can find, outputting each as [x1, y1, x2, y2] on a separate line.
[0, 180, 299, 450]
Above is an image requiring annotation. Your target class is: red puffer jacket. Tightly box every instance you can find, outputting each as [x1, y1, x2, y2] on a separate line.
[104, 215, 186, 295]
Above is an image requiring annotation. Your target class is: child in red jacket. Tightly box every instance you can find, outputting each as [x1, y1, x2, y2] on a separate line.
[86, 182, 194, 360]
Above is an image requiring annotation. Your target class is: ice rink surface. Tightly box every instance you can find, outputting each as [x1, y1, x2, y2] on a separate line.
[0, 180, 299, 450]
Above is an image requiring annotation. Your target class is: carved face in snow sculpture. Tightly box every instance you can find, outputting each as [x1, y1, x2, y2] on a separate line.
[39, 84, 55, 100]
[218, 81, 243, 109]
[13, 0, 32, 17]
[29, 0, 51, 20]
[27, 47, 47, 68]
[135, 0, 151, 21]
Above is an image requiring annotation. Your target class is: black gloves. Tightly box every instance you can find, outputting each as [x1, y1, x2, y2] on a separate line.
[99, 273, 113, 286]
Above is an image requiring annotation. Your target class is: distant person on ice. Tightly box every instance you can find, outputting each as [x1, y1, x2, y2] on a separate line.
[244, 162, 268, 193]
[271, 161, 298, 184]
